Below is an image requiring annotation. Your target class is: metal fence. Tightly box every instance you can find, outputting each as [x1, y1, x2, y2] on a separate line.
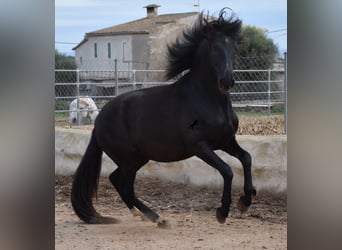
[55, 55, 287, 131]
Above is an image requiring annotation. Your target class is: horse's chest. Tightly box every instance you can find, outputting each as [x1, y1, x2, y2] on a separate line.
[206, 115, 234, 134]
[194, 110, 236, 138]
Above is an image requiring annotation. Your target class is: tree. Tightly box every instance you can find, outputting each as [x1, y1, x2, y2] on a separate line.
[233, 26, 279, 102]
[235, 25, 279, 70]
[55, 49, 77, 97]
[55, 49, 76, 69]
[55, 49, 77, 84]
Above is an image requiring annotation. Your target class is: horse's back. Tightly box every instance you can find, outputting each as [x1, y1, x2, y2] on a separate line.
[93, 83, 194, 161]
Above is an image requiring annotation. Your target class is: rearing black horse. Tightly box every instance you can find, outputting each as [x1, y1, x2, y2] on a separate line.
[71, 8, 256, 227]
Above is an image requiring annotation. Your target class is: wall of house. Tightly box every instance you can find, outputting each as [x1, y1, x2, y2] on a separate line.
[73, 14, 199, 82]
[130, 34, 151, 82]
[131, 34, 150, 69]
[75, 35, 133, 72]
[148, 15, 198, 74]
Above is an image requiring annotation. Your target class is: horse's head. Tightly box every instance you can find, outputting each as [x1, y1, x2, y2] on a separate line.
[165, 8, 242, 96]
[202, 9, 242, 95]
[208, 34, 238, 95]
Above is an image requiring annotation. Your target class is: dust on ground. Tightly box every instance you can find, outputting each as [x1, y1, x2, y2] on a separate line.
[56, 175, 287, 249]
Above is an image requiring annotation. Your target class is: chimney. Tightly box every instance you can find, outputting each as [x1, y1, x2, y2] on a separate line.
[143, 4, 160, 18]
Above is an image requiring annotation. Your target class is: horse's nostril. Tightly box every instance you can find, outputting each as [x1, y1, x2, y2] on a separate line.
[219, 78, 233, 90]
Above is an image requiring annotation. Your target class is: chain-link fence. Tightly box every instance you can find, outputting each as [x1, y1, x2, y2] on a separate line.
[55, 55, 287, 132]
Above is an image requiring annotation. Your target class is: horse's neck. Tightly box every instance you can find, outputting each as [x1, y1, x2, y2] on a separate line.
[188, 70, 226, 101]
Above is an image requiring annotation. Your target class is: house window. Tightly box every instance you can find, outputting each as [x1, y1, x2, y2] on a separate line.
[107, 43, 111, 58]
[94, 43, 97, 58]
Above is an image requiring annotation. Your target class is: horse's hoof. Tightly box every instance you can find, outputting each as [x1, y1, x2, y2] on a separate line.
[216, 207, 227, 224]
[237, 197, 250, 213]
[157, 218, 172, 229]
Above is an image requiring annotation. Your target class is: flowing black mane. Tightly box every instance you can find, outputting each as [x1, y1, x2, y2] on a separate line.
[165, 8, 242, 80]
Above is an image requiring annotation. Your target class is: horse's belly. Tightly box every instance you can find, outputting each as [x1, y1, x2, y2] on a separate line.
[137, 140, 191, 162]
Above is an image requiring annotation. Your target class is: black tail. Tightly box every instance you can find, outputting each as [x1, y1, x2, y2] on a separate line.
[71, 130, 103, 223]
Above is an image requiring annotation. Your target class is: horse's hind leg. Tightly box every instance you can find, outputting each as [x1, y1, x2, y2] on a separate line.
[223, 136, 257, 212]
[109, 161, 166, 226]
[109, 167, 139, 212]
[109, 168, 133, 208]
[133, 196, 171, 228]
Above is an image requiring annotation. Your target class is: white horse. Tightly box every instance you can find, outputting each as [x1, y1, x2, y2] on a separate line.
[69, 97, 99, 125]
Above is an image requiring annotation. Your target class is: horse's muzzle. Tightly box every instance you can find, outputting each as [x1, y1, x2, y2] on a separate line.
[219, 78, 235, 95]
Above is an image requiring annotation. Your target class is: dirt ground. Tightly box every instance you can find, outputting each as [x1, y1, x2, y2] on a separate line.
[55, 175, 287, 250]
[55, 115, 286, 249]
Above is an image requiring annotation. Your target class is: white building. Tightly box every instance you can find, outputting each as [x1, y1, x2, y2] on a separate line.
[73, 4, 198, 82]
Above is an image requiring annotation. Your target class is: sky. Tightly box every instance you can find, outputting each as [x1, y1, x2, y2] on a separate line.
[55, 0, 287, 56]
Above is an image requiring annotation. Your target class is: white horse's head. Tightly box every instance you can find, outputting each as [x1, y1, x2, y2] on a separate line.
[69, 97, 99, 125]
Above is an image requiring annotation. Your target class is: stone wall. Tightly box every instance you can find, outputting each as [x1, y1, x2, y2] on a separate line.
[55, 128, 287, 193]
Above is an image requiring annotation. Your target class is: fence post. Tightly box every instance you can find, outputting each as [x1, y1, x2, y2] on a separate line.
[76, 68, 80, 126]
[284, 52, 287, 134]
[115, 59, 118, 96]
[267, 69, 271, 115]
[133, 69, 136, 90]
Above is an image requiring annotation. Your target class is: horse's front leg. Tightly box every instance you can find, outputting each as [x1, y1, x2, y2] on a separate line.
[223, 136, 256, 212]
[195, 142, 233, 224]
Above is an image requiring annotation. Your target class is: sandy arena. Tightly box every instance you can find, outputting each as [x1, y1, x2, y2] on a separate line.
[55, 175, 287, 249]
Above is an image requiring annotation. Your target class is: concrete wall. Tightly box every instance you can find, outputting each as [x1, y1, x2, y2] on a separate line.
[55, 128, 287, 193]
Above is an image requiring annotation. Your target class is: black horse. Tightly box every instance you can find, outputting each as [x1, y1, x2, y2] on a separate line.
[71, 8, 256, 227]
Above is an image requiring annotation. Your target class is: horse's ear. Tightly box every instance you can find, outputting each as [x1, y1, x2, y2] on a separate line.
[200, 12, 213, 40]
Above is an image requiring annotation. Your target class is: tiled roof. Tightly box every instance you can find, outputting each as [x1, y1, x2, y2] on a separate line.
[73, 12, 198, 50]
[88, 12, 198, 35]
